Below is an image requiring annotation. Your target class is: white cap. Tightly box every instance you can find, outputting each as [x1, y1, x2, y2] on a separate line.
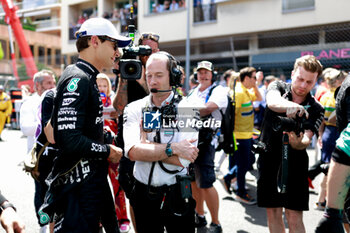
[197, 61, 213, 71]
[76, 17, 132, 48]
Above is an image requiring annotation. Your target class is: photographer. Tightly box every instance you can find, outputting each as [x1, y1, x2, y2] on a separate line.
[123, 52, 199, 233]
[257, 55, 324, 233]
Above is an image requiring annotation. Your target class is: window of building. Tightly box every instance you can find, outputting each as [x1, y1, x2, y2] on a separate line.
[282, 0, 315, 13]
[30, 45, 34, 56]
[38, 46, 45, 64]
[193, 1, 216, 23]
[47, 48, 52, 65]
[325, 24, 350, 43]
[55, 49, 61, 66]
[150, 0, 186, 14]
[258, 29, 319, 48]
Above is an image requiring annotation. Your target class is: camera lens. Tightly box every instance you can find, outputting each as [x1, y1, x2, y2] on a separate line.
[119, 59, 142, 79]
[126, 63, 137, 75]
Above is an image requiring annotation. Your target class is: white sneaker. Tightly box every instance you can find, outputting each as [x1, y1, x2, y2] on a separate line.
[231, 180, 249, 191]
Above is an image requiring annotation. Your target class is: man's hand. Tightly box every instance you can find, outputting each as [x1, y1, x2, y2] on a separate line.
[286, 102, 309, 119]
[172, 139, 199, 163]
[44, 120, 55, 144]
[1, 207, 25, 233]
[287, 131, 311, 150]
[108, 145, 123, 164]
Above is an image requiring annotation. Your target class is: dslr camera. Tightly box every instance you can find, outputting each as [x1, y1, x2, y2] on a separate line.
[272, 115, 312, 135]
[119, 25, 152, 80]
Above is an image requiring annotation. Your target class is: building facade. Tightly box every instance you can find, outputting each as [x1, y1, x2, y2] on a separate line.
[0, 0, 62, 83]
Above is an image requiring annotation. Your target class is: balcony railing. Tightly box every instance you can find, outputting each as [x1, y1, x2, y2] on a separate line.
[17, 0, 61, 10]
[33, 17, 60, 30]
[0, 0, 61, 14]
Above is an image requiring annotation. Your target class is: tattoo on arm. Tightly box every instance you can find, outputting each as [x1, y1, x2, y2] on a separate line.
[113, 77, 128, 116]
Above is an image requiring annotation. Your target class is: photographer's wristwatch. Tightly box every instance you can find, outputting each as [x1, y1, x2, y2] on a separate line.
[0, 201, 16, 215]
[165, 143, 173, 157]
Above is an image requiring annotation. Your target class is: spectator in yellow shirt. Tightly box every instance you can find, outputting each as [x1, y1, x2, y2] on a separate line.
[0, 85, 12, 141]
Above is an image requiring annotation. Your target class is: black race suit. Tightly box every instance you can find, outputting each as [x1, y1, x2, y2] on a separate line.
[39, 59, 119, 233]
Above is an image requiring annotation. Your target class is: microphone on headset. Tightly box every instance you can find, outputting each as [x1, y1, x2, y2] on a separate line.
[150, 88, 172, 93]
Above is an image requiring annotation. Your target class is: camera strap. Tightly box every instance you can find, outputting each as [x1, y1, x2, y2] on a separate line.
[278, 133, 289, 194]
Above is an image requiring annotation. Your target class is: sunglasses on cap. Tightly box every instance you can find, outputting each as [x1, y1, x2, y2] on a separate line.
[98, 36, 119, 51]
[140, 33, 160, 42]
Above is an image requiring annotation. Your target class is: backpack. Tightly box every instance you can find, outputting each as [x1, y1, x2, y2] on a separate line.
[216, 79, 237, 154]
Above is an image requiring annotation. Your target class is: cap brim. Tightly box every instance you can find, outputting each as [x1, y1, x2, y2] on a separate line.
[197, 66, 212, 71]
[110, 33, 132, 48]
[117, 38, 132, 48]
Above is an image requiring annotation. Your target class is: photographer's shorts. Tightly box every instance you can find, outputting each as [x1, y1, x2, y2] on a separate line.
[257, 149, 309, 211]
[194, 143, 216, 189]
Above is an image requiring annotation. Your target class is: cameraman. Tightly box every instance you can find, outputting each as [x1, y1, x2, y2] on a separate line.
[112, 32, 160, 230]
[113, 32, 160, 115]
[257, 55, 324, 233]
[123, 52, 199, 233]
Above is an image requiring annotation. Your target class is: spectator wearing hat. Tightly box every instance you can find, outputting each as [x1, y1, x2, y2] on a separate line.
[187, 60, 227, 233]
[38, 17, 131, 233]
[0, 85, 12, 141]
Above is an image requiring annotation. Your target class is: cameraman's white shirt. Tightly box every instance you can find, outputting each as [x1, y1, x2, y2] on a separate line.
[123, 92, 199, 187]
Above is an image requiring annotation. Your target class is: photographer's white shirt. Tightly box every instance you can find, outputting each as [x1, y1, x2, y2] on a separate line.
[123, 92, 199, 187]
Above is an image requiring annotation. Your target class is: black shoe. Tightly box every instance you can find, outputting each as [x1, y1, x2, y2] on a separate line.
[208, 223, 222, 233]
[219, 177, 232, 194]
[194, 213, 207, 228]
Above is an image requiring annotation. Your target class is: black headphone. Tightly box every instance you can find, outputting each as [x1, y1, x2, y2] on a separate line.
[194, 61, 217, 83]
[158, 51, 182, 87]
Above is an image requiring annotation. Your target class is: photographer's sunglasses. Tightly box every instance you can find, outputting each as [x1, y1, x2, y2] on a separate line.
[98, 36, 119, 51]
[141, 33, 160, 42]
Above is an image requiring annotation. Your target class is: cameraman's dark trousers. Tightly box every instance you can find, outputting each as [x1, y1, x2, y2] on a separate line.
[132, 180, 195, 233]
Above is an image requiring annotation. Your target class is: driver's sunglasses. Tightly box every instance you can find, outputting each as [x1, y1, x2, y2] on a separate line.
[98, 36, 118, 51]
[140, 33, 160, 42]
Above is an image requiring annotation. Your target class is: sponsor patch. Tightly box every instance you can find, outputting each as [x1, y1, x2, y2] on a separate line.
[62, 98, 76, 106]
[58, 122, 76, 130]
[57, 116, 77, 122]
[91, 143, 107, 152]
[58, 107, 77, 116]
[67, 78, 80, 92]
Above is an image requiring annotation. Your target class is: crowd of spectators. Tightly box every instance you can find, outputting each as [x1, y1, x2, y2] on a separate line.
[151, 0, 186, 13]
